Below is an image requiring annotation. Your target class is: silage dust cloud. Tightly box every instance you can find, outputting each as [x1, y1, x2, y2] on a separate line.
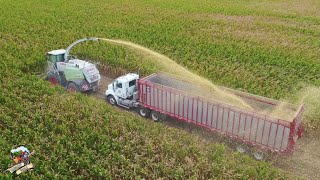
[267, 102, 296, 122]
[295, 86, 320, 127]
[268, 86, 320, 123]
[99, 38, 303, 121]
[101, 38, 253, 110]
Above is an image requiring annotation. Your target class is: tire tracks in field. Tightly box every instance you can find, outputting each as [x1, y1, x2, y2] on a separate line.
[274, 134, 320, 180]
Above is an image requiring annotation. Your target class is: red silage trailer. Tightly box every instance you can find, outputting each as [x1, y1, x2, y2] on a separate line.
[138, 73, 304, 159]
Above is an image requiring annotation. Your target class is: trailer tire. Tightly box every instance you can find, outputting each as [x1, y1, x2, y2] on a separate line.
[236, 145, 246, 154]
[151, 111, 160, 122]
[253, 150, 264, 160]
[139, 107, 150, 118]
[107, 95, 117, 106]
[67, 82, 80, 92]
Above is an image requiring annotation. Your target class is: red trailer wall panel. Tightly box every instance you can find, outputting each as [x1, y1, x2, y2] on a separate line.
[138, 73, 303, 154]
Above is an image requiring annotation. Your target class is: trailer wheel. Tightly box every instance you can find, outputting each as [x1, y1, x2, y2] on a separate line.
[107, 95, 117, 105]
[67, 82, 80, 92]
[151, 111, 160, 122]
[139, 107, 150, 118]
[253, 150, 264, 160]
[236, 145, 246, 154]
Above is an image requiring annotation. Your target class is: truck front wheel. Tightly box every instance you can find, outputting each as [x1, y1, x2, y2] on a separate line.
[107, 95, 117, 105]
[139, 107, 150, 118]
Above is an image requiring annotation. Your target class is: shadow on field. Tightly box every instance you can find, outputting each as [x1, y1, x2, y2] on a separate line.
[159, 114, 281, 159]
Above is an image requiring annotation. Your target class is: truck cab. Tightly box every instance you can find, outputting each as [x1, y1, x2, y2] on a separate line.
[105, 73, 139, 108]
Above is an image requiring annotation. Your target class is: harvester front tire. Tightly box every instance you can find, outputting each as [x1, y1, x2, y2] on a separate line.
[151, 111, 160, 122]
[48, 74, 59, 86]
[107, 95, 117, 105]
[67, 82, 80, 92]
[139, 107, 150, 118]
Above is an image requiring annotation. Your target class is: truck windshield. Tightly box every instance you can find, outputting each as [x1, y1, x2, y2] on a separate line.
[129, 80, 136, 87]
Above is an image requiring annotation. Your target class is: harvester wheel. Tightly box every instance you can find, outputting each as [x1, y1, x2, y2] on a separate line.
[107, 95, 117, 105]
[48, 74, 59, 86]
[151, 111, 160, 122]
[139, 107, 150, 118]
[67, 82, 80, 92]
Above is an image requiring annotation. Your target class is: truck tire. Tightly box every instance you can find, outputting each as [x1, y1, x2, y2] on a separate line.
[151, 111, 160, 122]
[107, 95, 117, 105]
[67, 82, 80, 92]
[139, 107, 150, 118]
[48, 74, 59, 86]
[253, 150, 264, 160]
[236, 145, 246, 154]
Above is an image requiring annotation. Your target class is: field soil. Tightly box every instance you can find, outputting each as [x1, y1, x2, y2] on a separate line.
[274, 135, 320, 180]
[89, 75, 114, 99]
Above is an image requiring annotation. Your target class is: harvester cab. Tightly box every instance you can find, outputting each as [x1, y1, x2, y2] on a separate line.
[47, 49, 66, 65]
[46, 38, 101, 92]
[105, 73, 140, 108]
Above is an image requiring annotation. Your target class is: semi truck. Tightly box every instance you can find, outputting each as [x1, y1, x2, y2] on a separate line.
[105, 72, 304, 159]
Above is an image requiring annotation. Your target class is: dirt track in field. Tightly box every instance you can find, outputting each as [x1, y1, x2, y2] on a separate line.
[85, 70, 115, 99]
[94, 74, 320, 180]
[93, 76, 113, 99]
[274, 134, 320, 180]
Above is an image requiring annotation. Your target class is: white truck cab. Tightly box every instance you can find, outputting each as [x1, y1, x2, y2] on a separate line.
[105, 73, 140, 108]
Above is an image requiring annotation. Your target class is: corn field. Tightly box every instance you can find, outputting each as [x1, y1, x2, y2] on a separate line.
[1, 0, 319, 178]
